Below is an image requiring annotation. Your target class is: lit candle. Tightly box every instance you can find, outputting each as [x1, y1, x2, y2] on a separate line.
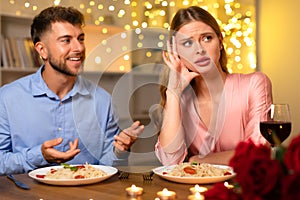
[125, 184, 143, 196]
[188, 192, 205, 200]
[189, 184, 208, 194]
[156, 188, 176, 200]
[224, 181, 234, 189]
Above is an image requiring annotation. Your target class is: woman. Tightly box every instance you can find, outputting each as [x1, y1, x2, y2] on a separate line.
[154, 6, 272, 166]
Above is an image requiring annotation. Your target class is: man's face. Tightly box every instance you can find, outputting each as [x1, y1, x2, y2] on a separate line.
[41, 21, 86, 76]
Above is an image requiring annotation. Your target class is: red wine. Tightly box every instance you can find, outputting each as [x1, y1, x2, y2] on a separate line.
[260, 121, 291, 145]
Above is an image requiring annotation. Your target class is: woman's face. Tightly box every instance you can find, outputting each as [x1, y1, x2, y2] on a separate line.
[175, 21, 222, 74]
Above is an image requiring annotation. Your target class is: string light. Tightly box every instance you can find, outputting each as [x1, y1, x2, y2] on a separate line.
[3, 0, 256, 73]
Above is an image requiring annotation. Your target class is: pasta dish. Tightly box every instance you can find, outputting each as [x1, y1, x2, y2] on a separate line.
[36, 163, 107, 179]
[164, 162, 232, 177]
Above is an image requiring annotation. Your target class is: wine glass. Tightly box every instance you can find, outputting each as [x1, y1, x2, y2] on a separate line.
[260, 104, 292, 146]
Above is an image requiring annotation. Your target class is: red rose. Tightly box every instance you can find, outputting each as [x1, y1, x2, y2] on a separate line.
[284, 134, 300, 172]
[240, 194, 264, 200]
[281, 172, 300, 200]
[229, 140, 271, 174]
[237, 157, 282, 199]
[204, 182, 242, 200]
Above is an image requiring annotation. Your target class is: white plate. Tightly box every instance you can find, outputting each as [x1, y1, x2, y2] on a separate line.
[153, 164, 236, 184]
[28, 165, 118, 186]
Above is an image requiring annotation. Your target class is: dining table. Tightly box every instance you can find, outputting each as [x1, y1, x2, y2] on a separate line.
[0, 165, 222, 200]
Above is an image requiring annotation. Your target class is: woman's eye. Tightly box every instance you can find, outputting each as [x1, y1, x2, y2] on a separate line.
[203, 35, 212, 42]
[182, 40, 193, 47]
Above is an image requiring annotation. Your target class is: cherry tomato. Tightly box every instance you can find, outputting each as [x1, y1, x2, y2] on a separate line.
[74, 175, 85, 179]
[224, 171, 232, 176]
[36, 174, 45, 178]
[183, 166, 197, 175]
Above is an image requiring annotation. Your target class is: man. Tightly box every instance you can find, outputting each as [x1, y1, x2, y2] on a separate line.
[0, 6, 144, 175]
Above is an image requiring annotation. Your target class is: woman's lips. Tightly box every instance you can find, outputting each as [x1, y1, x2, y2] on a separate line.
[194, 57, 211, 66]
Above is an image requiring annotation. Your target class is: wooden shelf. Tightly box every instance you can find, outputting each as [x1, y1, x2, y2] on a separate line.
[0, 67, 37, 73]
[0, 13, 161, 125]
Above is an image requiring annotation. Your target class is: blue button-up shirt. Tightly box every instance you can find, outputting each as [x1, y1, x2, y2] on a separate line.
[0, 66, 124, 175]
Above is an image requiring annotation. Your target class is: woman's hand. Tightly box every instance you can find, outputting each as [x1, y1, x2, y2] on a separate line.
[162, 36, 199, 95]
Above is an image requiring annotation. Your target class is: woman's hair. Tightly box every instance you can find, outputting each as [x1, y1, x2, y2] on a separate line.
[31, 6, 85, 45]
[159, 6, 228, 108]
[152, 6, 228, 129]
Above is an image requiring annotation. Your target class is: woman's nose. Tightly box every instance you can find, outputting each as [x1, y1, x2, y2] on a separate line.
[196, 42, 205, 55]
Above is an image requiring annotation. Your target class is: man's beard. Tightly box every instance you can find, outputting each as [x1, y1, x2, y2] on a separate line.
[49, 58, 81, 77]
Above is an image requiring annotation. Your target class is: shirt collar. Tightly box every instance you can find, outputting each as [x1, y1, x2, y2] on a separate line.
[31, 65, 90, 100]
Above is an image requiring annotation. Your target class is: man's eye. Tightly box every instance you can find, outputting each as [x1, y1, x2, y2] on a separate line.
[79, 37, 85, 42]
[61, 39, 70, 43]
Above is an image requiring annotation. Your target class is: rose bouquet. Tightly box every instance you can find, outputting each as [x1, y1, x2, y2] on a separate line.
[203, 134, 300, 200]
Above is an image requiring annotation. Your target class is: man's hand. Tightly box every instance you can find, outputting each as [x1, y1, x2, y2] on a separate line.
[41, 138, 81, 163]
[113, 121, 144, 152]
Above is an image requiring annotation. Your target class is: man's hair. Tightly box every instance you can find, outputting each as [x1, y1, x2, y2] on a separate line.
[31, 6, 84, 44]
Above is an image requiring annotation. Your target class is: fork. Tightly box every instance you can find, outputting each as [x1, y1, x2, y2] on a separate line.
[142, 170, 154, 181]
[118, 170, 129, 180]
[7, 174, 30, 190]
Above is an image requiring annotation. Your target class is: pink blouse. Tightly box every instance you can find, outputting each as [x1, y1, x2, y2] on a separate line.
[155, 72, 273, 165]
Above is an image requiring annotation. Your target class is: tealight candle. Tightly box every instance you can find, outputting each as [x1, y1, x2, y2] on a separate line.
[189, 184, 208, 194]
[156, 188, 176, 200]
[125, 184, 143, 196]
[224, 181, 234, 189]
[188, 192, 205, 200]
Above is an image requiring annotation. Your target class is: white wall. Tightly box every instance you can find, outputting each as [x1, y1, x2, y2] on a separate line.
[257, 0, 300, 145]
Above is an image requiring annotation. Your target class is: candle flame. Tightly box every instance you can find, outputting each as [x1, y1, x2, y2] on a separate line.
[162, 188, 170, 196]
[131, 184, 137, 191]
[195, 192, 204, 200]
[224, 181, 234, 189]
[194, 184, 207, 193]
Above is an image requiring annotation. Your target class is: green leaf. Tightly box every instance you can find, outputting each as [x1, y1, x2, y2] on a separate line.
[191, 161, 199, 166]
[69, 166, 79, 171]
[61, 163, 71, 168]
[61, 163, 78, 171]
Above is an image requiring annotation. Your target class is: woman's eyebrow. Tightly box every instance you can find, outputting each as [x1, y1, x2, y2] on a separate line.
[178, 36, 193, 42]
[177, 32, 215, 41]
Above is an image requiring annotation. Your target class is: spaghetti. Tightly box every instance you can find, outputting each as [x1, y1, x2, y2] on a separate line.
[166, 162, 232, 177]
[44, 163, 107, 179]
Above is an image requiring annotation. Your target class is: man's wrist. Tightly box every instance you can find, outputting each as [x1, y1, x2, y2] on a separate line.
[114, 147, 130, 159]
